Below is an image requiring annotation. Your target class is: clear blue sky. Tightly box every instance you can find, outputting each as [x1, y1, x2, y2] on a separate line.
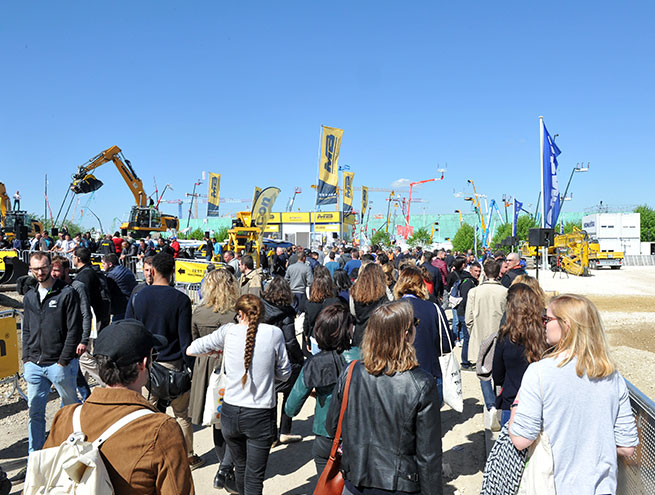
[2, 1, 653, 231]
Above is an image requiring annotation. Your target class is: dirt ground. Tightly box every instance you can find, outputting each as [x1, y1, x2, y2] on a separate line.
[2, 265, 655, 494]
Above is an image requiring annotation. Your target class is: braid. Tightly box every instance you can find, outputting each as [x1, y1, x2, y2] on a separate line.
[236, 295, 263, 387]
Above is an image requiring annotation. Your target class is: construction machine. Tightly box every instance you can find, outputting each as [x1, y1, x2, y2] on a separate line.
[0, 182, 43, 239]
[69, 146, 178, 234]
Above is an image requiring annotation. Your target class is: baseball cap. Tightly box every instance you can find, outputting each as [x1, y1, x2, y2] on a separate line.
[94, 319, 167, 366]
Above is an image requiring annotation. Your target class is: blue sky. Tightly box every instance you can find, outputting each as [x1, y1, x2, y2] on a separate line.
[2, 1, 653, 230]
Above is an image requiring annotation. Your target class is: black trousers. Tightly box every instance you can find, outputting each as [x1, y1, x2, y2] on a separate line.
[313, 435, 333, 476]
[221, 403, 276, 495]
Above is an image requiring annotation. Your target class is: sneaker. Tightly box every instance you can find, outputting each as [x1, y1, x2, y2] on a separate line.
[188, 454, 205, 471]
[489, 406, 501, 432]
[279, 433, 302, 444]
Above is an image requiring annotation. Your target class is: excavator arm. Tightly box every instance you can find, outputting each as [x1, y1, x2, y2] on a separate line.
[0, 182, 10, 220]
[71, 146, 148, 206]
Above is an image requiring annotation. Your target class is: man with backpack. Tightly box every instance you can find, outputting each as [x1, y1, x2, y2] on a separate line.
[35, 319, 195, 494]
[72, 247, 111, 331]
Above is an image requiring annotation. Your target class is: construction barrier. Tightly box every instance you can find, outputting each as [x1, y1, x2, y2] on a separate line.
[175, 282, 202, 305]
[624, 255, 655, 266]
[0, 310, 19, 379]
[618, 381, 655, 493]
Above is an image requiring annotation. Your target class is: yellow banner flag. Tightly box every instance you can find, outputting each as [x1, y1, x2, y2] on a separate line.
[253, 187, 281, 234]
[251, 187, 262, 209]
[361, 186, 369, 223]
[207, 173, 221, 217]
[316, 126, 343, 206]
[343, 172, 354, 220]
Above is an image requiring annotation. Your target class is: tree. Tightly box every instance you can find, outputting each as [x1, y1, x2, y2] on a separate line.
[408, 227, 431, 248]
[371, 229, 392, 247]
[215, 226, 229, 242]
[561, 220, 581, 235]
[490, 215, 540, 252]
[635, 205, 655, 242]
[452, 223, 479, 253]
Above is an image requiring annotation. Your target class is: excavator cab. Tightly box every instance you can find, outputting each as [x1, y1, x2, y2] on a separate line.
[127, 206, 161, 230]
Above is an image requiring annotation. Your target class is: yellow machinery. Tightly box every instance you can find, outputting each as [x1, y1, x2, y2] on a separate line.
[225, 211, 261, 266]
[70, 146, 178, 234]
[0, 182, 44, 239]
[588, 239, 624, 269]
[552, 227, 590, 276]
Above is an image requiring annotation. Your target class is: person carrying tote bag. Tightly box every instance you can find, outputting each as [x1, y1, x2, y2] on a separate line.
[326, 300, 443, 495]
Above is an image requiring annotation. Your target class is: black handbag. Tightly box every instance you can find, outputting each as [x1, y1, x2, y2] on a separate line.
[147, 362, 192, 400]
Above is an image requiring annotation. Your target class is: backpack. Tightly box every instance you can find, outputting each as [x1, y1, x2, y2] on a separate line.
[447, 277, 464, 309]
[24, 405, 154, 495]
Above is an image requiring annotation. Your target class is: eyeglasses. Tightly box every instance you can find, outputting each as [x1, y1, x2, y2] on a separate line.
[30, 266, 49, 272]
[542, 315, 558, 326]
[413, 317, 420, 328]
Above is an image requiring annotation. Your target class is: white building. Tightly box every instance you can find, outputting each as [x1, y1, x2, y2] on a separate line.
[581, 213, 641, 255]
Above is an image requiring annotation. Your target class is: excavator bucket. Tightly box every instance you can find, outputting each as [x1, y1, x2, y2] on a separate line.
[0, 257, 29, 285]
[71, 174, 104, 194]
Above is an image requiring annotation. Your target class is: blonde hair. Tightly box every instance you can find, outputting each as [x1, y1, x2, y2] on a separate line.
[201, 269, 239, 314]
[394, 265, 429, 300]
[547, 294, 616, 379]
[512, 274, 546, 308]
[362, 300, 419, 376]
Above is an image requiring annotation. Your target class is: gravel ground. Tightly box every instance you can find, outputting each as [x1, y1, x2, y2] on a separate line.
[2, 265, 654, 494]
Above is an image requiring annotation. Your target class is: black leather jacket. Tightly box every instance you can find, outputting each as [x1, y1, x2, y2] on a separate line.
[326, 361, 443, 495]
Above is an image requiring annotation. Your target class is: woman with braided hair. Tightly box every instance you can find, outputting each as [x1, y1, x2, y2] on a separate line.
[186, 294, 292, 495]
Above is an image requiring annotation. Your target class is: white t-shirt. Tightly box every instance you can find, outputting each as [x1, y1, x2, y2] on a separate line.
[187, 322, 291, 409]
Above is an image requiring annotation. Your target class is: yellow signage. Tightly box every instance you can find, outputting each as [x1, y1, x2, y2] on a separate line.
[0, 312, 19, 379]
[343, 215, 356, 225]
[252, 187, 281, 233]
[263, 224, 280, 233]
[0, 250, 17, 272]
[316, 126, 343, 205]
[314, 224, 340, 232]
[207, 173, 221, 217]
[361, 186, 369, 222]
[343, 171, 354, 219]
[312, 212, 341, 223]
[281, 212, 310, 223]
[267, 212, 281, 223]
[175, 259, 216, 284]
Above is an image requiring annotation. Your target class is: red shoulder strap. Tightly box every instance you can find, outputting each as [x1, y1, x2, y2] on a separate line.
[329, 360, 358, 458]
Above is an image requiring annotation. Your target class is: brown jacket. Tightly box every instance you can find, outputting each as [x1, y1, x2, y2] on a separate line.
[43, 387, 195, 495]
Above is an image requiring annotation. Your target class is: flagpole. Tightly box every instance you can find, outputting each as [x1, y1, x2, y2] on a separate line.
[539, 115, 548, 271]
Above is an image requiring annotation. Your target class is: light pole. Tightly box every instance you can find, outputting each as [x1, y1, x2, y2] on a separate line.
[186, 179, 203, 231]
[502, 194, 513, 224]
[558, 162, 589, 226]
[83, 207, 104, 234]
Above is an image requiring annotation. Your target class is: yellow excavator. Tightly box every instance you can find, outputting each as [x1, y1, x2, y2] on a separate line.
[0, 182, 43, 239]
[70, 146, 178, 234]
[551, 227, 590, 276]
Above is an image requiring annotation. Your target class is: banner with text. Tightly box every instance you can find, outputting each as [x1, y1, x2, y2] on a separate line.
[361, 186, 368, 223]
[253, 187, 281, 234]
[343, 172, 354, 220]
[207, 173, 221, 217]
[316, 126, 343, 206]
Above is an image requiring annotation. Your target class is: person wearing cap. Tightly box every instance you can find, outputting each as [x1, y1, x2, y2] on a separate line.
[170, 235, 180, 258]
[43, 319, 195, 495]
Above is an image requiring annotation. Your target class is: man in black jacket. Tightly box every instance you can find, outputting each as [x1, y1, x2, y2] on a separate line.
[72, 246, 110, 330]
[457, 262, 481, 369]
[23, 252, 82, 453]
[500, 252, 526, 288]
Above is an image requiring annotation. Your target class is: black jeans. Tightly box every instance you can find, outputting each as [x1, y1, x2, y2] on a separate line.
[313, 435, 333, 476]
[213, 426, 234, 471]
[221, 403, 276, 495]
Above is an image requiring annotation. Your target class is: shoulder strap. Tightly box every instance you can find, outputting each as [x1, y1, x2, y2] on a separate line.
[434, 303, 453, 354]
[72, 404, 155, 448]
[329, 360, 358, 459]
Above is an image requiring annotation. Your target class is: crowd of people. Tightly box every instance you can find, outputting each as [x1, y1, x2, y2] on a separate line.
[5, 236, 640, 494]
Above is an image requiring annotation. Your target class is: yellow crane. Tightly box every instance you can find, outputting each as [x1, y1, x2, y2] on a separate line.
[70, 146, 178, 234]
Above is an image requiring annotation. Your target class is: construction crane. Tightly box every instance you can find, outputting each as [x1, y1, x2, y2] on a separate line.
[67, 146, 178, 234]
[483, 200, 505, 247]
[404, 171, 445, 239]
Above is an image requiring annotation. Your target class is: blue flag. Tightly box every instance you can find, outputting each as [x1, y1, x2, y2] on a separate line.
[513, 199, 523, 237]
[542, 122, 561, 229]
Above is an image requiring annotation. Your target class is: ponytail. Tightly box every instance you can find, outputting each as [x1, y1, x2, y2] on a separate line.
[235, 294, 263, 387]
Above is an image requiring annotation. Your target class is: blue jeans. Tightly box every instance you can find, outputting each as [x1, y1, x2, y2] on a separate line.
[459, 320, 471, 364]
[480, 379, 496, 410]
[436, 377, 443, 407]
[451, 310, 460, 341]
[24, 359, 80, 452]
[500, 409, 511, 427]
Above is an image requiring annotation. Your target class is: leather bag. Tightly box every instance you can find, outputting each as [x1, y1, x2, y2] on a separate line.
[313, 360, 358, 495]
[147, 362, 192, 401]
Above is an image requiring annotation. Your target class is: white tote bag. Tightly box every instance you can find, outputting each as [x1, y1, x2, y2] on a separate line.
[436, 304, 463, 412]
[202, 358, 227, 427]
